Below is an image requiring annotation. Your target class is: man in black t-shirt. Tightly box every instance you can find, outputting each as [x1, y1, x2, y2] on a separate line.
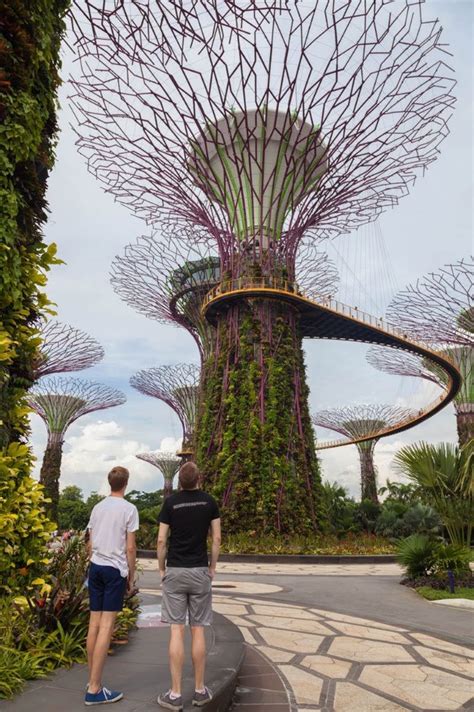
[156, 461, 221, 711]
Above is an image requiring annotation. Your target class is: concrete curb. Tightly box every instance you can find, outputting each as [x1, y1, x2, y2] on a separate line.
[137, 550, 397, 564]
[206, 611, 246, 711]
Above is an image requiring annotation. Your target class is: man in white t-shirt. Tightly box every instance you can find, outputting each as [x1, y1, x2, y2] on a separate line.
[85, 466, 139, 706]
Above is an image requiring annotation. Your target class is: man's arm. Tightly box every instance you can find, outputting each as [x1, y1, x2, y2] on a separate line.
[126, 531, 136, 592]
[209, 518, 221, 578]
[157, 522, 169, 579]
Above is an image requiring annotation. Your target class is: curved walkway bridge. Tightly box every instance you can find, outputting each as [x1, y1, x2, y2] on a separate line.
[203, 278, 461, 450]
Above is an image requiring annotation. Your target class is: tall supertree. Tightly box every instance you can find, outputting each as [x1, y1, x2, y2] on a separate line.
[33, 321, 104, 379]
[130, 364, 200, 458]
[136, 451, 180, 498]
[27, 377, 126, 518]
[385, 257, 473, 444]
[71, 2, 455, 533]
[313, 405, 414, 503]
[367, 345, 473, 446]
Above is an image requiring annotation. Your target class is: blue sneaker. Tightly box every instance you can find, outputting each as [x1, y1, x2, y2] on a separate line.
[85, 686, 123, 705]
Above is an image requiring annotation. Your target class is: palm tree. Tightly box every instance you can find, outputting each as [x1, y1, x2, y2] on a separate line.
[393, 441, 473, 546]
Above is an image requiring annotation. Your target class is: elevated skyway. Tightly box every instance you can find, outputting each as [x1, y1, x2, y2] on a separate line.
[203, 279, 461, 450]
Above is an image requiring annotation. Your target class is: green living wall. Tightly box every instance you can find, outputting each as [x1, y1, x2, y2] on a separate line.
[0, 0, 69, 591]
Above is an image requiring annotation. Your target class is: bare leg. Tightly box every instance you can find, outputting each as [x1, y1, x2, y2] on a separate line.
[169, 624, 185, 695]
[89, 611, 118, 693]
[191, 626, 206, 691]
[87, 611, 102, 687]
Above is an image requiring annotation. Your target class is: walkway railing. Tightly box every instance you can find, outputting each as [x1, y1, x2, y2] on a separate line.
[202, 277, 460, 450]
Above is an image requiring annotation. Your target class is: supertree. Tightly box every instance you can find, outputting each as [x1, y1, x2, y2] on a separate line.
[27, 377, 126, 518]
[33, 321, 104, 379]
[313, 405, 415, 503]
[385, 257, 473, 444]
[367, 345, 473, 446]
[387, 258, 473, 347]
[111, 236, 220, 362]
[130, 364, 200, 458]
[71, 2, 455, 534]
[136, 451, 180, 498]
[111, 234, 339, 363]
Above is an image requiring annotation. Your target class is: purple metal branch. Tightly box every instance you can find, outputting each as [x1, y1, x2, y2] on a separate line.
[33, 321, 104, 379]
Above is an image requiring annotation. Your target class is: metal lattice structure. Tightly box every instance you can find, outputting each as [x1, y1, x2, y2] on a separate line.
[136, 451, 180, 498]
[130, 364, 200, 455]
[33, 321, 104, 379]
[27, 377, 126, 517]
[111, 236, 220, 361]
[367, 344, 473, 446]
[71, 1, 455, 258]
[387, 257, 473, 347]
[313, 404, 414, 502]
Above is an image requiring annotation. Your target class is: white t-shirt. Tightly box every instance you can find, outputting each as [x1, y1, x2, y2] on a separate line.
[88, 496, 139, 577]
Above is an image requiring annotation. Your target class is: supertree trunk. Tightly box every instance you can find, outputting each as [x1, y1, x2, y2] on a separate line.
[456, 409, 474, 448]
[357, 443, 379, 504]
[197, 298, 321, 534]
[39, 434, 64, 520]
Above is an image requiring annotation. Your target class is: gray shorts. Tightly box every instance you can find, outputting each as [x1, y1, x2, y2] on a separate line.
[161, 567, 213, 626]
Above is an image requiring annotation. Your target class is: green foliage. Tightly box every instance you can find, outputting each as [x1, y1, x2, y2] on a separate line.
[320, 481, 359, 536]
[57, 486, 90, 531]
[376, 502, 441, 540]
[220, 532, 395, 555]
[396, 534, 439, 578]
[196, 300, 323, 534]
[416, 586, 474, 601]
[393, 441, 474, 545]
[0, 442, 55, 593]
[378, 479, 420, 505]
[431, 542, 472, 576]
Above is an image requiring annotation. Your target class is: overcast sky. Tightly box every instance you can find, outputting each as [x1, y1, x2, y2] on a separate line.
[29, 1, 473, 499]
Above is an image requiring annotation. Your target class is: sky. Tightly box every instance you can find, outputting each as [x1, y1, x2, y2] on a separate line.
[29, 0, 473, 499]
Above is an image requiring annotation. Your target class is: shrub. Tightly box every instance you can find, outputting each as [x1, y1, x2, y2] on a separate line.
[376, 502, 441, 540]
[396, 534, 438, 578]
[431, 542, 472, 576]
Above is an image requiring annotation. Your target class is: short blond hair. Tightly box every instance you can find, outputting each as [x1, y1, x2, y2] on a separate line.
[108, 466, 129, 492]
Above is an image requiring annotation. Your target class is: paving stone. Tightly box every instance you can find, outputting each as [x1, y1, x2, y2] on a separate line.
[247, 614, 334, 636]
[250, 605, 320, 619]
[278, 665, 323, 704]
[410, 633, 474, 658]
[259, 627, 324, 653]
[300, 655, 352, 679]
[256, 645, 295, 663]
[359, 664, 474, 709]
[327, 621, 408, 643]
[310, 609, 407, 631]
[333, 682, 408, 711]
[328, 636, 414, 663]
[414, 645, 474, 675]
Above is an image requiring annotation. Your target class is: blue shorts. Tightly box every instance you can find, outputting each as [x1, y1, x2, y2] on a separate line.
[88, 563, 127, 612]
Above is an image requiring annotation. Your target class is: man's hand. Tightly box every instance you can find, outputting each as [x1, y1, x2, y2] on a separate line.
[127, 576, 136, 595]
[208, 567, 216, 579]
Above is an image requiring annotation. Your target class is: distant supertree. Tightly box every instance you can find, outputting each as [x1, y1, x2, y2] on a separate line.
[111, 236, 220, 362]
[136, 451, 180, 498]
[367, 345, 473, 446]
[387, 257, 473, 347]
[33, 321, 104, 378]
[71, 2, 454, 534]
[130, 364, 200, 456]
[27, 377, 126, 518]
[313, 405, 414, 503]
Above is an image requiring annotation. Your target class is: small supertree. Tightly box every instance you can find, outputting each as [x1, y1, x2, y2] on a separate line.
[367, 345, 473, 446]
[313, 405, 414, 503]
[387, 257, 473, 347]
[111, 236, 220, 362]
[136, 451, 180, 498]
[130, 364, 200, 456]
[27, 377, 126, 518]
[33, 320, 104, 378]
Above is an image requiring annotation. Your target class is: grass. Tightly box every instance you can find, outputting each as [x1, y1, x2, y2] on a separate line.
[416, 586, 474, 601]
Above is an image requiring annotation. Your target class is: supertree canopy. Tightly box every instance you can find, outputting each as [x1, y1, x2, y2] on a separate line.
[33, 320, 104, 379]
[136, 451, 180, 498]
[111, 236, 221, 362]
[27, 377, 126, 518]
[368, 345, 473, 446]
[387, 257, 473, 347]
[130, 364, 200, 457]
[71, 2, 455, 534]
[313, 405, 414, 503]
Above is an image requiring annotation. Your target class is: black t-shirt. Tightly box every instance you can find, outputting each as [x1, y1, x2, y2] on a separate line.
[158, 490, 220, 568]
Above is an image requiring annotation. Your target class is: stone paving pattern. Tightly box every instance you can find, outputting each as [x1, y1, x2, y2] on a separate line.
[211, 594, 474, 711]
